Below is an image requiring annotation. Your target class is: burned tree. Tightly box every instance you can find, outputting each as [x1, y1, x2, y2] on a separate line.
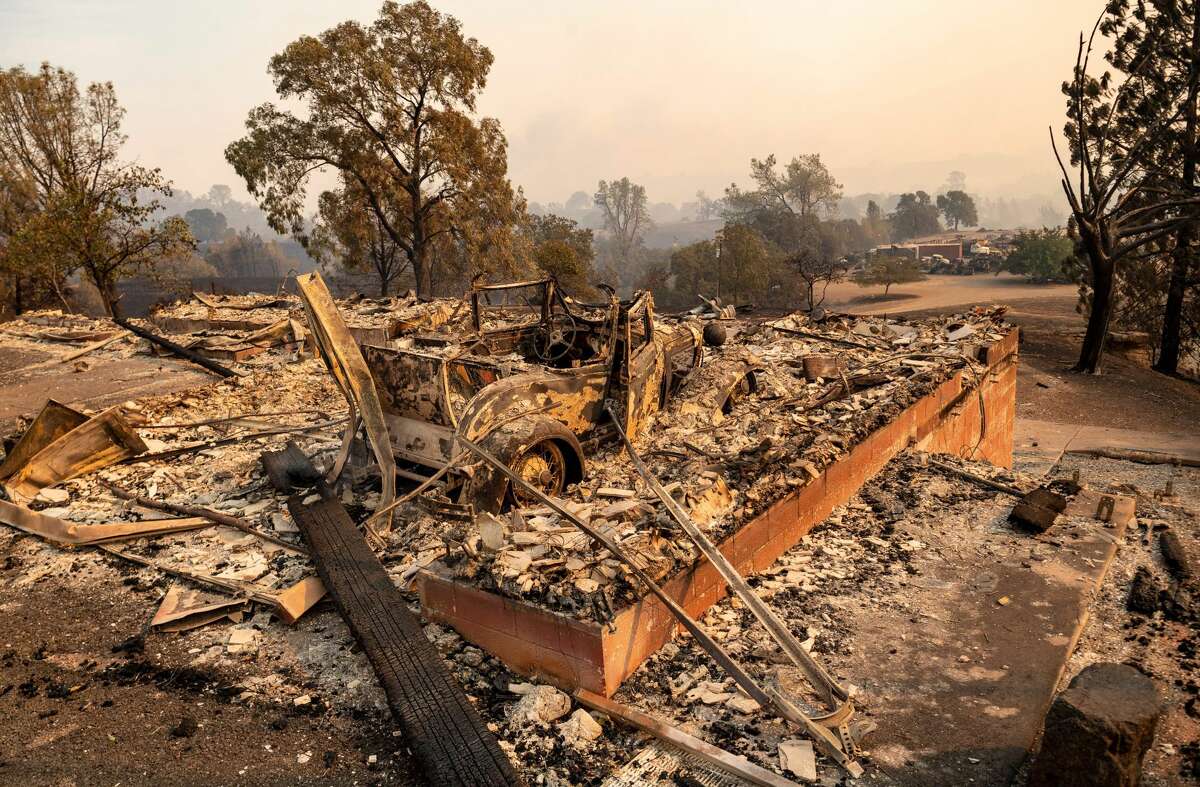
[1053, 13, 1200, 373]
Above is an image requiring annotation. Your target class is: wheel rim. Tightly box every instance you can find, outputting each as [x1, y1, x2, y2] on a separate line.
[511, 440, 567, 504]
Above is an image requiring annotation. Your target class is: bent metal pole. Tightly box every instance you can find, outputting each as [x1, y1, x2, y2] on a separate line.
[455, 434, 864, 778]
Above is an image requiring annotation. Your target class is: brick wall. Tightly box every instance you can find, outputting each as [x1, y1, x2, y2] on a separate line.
[418, 330, 1019, 695]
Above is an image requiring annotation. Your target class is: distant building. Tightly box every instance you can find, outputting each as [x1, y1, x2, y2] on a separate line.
[872, 245, 918, 259]
[916, 241, 963, 261]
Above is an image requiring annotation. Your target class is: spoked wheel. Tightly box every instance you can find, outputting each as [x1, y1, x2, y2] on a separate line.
[509, 439, 568, 505]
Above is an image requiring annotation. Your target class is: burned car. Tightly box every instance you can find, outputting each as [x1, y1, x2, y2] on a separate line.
[362, 279, 753, 513]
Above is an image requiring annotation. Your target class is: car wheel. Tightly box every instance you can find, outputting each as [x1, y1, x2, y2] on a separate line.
[509, 439, 568, 505]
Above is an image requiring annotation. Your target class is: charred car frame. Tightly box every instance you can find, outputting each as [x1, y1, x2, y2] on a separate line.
[360, 279, 754, 514]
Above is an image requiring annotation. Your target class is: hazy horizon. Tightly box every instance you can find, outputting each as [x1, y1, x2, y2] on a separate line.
[0, 0, 1100, 214]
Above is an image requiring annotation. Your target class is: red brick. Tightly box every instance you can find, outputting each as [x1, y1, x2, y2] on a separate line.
[512, 605, 569, 654]
[453, 581, 516, 633]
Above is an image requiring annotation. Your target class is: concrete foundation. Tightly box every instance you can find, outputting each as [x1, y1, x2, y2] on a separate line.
[418, 331, 1019, 695]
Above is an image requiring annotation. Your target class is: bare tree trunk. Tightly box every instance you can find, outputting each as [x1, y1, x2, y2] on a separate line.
[378, 260, 391, 298]
[1076, 253, 1114, 373]
[92, 268, 121, 320]
[413, 248, 432, 299]
[1155, 9, 1200, 375]
[1157, 233, 1193, 373]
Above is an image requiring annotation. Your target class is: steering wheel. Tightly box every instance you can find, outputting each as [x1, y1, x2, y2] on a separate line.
[535, 312, 579, 363]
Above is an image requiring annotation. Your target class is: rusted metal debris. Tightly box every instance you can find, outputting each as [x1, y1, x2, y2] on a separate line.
[2, 402, 147, 502]
[296, 271, 397, 525]
[0, 499, 210, 546]
[102, 481, 307, 554]
[606, 404, 855, 725]
[457, 433, 864, 778]
[576, 689, 807, 787]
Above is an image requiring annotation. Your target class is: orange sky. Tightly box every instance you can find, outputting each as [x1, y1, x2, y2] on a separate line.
[0, 0, 1105, 206]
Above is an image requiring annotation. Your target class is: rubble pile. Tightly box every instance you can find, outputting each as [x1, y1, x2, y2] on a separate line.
[388, 307, 1011, 620]
[156, 290, 461, 338]
[0, 288, 1011, 785]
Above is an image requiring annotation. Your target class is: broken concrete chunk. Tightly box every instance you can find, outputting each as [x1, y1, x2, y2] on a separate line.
[500, 550, 533, 575]
[1027, 663, 1161, 787]
[1009, 487, 1067, 533]
[226, 627, 259, 654]
[725, 693, 761, 714]
[558, 708, 603, 746]
[33, 487, 70, 505]
[477, 512, 506, 552]
[778, 738, 817, 781]
[508, 685, 571, 724]
[945, 323, 976, 342]
[271, 513, 299, 533]
[595, 487, 636, 499]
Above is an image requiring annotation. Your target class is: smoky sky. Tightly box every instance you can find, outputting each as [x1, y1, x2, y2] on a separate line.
[0, 0, 1102, 207]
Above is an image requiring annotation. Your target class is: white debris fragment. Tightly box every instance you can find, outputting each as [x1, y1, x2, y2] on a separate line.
[558, 708, 603, 746]
[778, 738, 817, 781]
[508, 684, 571, 724]
[34, 487, 71, 504]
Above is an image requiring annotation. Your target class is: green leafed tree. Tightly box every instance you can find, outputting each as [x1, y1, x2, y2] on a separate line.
[204, 228, 291, 279]
[724, 154, 843, 222]
[183, 208, 229, 245]
[526, 213, 595, 297]
[669, 239, 718, 302]
[861, 199, 891, 246]
[225, 1, 524, 299]
[716, 223, 773, 304]
[854, 254, 926, 295]
[888, 191, 942, 241]
[1001, 229, 1076, 283]
[936, 190, 978, 230]
[0, 64, 194, 317]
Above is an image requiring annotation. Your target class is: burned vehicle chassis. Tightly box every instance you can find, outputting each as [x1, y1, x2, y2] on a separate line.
[362, 279, 748, 514]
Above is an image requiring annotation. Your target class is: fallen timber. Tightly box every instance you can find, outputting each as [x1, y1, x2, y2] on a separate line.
[288, 481, 523, 786]
[113, 316, 242, 378]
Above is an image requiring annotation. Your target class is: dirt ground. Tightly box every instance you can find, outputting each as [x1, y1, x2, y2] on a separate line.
[1, 281, 1197, 786]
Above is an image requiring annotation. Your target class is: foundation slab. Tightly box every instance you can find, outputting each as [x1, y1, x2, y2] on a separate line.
[837, 500, 1128, 785]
